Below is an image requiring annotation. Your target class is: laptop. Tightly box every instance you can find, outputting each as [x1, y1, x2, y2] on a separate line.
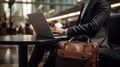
[27, 12, 67, 39]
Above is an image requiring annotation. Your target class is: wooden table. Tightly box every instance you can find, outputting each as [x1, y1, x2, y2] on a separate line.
[0, 35, 56, 67]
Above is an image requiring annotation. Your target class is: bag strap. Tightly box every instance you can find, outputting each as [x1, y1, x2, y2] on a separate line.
[69, 35, 91, 43]
[68, 37, 75, 42]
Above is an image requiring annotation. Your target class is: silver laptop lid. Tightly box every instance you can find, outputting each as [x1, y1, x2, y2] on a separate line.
[27, 12, 54, 39]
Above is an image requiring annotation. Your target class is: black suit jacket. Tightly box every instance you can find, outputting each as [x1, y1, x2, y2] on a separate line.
[67, 0, 111, 48]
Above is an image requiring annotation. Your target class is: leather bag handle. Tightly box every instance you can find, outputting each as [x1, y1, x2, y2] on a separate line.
[69, 35, 90, 43]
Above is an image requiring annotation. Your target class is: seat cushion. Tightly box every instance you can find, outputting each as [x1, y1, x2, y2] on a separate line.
[99, 47, 120, 67]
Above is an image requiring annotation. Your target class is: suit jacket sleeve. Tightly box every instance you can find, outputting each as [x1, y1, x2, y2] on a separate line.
[67, 0, 111, 37]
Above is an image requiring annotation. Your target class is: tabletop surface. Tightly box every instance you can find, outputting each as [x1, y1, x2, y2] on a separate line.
[0, 35, 55, 44]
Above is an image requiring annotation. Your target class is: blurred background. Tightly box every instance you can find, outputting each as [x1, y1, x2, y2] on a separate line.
[0, 0, 120, 33]
[0, 0, 120, 67]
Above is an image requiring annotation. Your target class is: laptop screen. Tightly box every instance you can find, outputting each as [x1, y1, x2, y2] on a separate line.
[27, 12, 54, 39]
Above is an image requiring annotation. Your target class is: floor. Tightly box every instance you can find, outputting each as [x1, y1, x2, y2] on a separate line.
[0, 45, 48, 67]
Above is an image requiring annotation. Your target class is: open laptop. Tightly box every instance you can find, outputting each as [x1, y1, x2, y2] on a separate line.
[27, 12, 67, 39]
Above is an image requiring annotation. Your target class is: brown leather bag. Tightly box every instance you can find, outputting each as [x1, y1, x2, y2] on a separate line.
[55, 36, 99, 67]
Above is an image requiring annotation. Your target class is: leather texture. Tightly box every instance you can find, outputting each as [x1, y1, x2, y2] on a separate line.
[55, 39, 98, 67]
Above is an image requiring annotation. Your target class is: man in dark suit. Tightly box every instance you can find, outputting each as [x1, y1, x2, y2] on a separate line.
[29, 0, 111, 67]
[52, 0, 111, 48]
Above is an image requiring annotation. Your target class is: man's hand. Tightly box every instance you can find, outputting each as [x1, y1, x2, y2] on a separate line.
[51, 27, 65, 35]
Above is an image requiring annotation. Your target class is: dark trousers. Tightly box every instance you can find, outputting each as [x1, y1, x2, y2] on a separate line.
[43, 45, 57, 67]
[28, 39, 60, 67]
